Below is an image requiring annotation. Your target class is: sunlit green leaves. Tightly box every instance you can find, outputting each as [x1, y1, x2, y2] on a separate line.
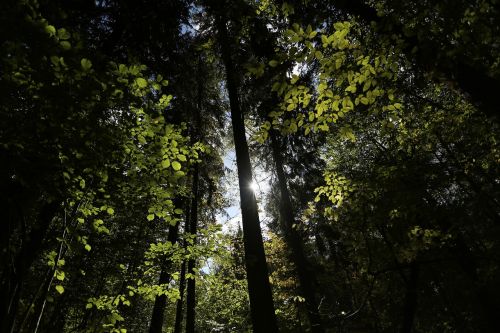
[55, 270, 65, 281]
[135, 77, 147, 88]
[161, 159, 171, 168]
[171, 161, 181, 171]
[55, 285, 65, 294]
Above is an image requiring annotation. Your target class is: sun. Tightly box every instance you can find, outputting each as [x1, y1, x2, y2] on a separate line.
[250, 181, 259, 193]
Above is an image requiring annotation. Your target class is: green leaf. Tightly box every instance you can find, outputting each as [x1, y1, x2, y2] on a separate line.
[136, 78, 148, 88]
[161, 159, 170, 168]
[106, 207, 114, 215]
[57, 28, 70, 40]
[172, 161, 181, 171]
[85, 303, 93, 309]
[321, 34, 329, 45]
[147, 214, 155, 221]
[50, 56, 60, 66]
[56, 271, 65, 281]
[269, 60, 279, 67]
[118, 64, 128, 74]
[55, 285, 64, 294]
[45, 25, 56, 36]
[177, 154, 186, 162]
[60, 41, 71, 50]
[84, 244, 91, 251]
[81, 58, 92, 71]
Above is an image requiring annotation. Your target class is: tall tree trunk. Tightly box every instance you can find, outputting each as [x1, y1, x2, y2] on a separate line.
[174, 201, 191, 333]
[173, 260, 186, 333]
[214, 10, 279, 332]
[185, 53, 205, 333]
[0, 201, 58, 333]
[401, 262, 419, 333]
[270, 130, 324, 333]
[185, 165, 199, 333]
[148, 221, 180, 333]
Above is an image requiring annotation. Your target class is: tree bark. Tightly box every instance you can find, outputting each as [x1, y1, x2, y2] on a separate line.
[148, 221, 180, 333]
[400, 262, 419, 333]
[270, 130, 324, 333]
[185, 165, 199, 333]
[0, 200, 58, 333]
[173, 201, 191, 333]
[213, 9, 279, 332]
[173, 260, 186, 333]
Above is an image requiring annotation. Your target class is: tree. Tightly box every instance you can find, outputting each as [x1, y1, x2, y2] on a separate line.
[208, 1, 279, 330]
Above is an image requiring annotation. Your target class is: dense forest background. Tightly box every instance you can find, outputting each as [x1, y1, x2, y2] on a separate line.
[1, 0, 499, 332]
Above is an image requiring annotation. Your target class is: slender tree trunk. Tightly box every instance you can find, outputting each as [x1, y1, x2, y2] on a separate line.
[173, 260, 186, 333]
[400, 262, 419, 333]
[214, 10, 279, 332]
[17, 268, 51, 332]
[270, 130, 324, 333]
[185, 165, 199, 333]
[185, 54, 205, 333]
[0, 201, 58, 333]
[173, 201, 192, 333]
[148, 221, 180, 333]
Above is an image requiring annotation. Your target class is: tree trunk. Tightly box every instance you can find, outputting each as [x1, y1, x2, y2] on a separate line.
[0, 201, 58, 333]
[214, 10, 279, 332]
[185, 165, 199, 333]
[400, 262, 419, 333]
[148, 221, 180, 333]
[173, 260, 186, 333]
[173, 200, 191, 333]
[270, 130, 324, 333]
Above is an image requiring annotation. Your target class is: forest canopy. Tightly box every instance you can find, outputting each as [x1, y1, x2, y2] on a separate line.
[1, 0, 499, 332]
